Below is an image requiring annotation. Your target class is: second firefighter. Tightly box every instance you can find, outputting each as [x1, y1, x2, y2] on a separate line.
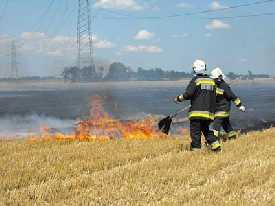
[210, 67, 246, 140]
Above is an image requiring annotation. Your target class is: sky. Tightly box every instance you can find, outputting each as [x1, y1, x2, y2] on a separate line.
[0, 0, 275, 77]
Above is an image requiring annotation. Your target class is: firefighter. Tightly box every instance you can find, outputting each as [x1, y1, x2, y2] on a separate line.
[210, 67, 246, 140]
[174, 60, 221, 152]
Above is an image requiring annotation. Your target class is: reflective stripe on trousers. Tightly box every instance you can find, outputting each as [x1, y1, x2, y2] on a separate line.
[215, 111, 230, 118]
[188, 111, 215, 120]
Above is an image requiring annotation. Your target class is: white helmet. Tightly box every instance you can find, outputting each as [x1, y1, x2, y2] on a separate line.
[211, 67, 226, 79]
[192, 59, 206, 74]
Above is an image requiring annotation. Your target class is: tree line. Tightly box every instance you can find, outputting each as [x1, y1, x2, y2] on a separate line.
[61, 62, 193, 82]
[61, 62, 271, 82]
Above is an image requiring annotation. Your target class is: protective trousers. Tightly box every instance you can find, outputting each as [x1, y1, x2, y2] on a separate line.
[190, 119, 217, 149]
[212, 117, 237, 139]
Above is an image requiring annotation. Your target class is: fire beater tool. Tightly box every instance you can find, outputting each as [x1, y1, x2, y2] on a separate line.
[158, 105, 190, 134]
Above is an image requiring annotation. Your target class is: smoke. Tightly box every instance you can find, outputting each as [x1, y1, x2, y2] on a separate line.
[0, 114, 75, 139]
[0, 110, 167, 139]
[94, 58, 112, 77]
[0, 33, 114, 77]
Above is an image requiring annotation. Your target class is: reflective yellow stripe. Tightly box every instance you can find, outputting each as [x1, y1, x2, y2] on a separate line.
[213, 130, 219, 137]
[188, 112, 215, 120]
[234, 98, 241, 106]
[215, 111, 230, 118]
[196, 80, 215, 86]
[211, 141, 221, 150]
[216, 88, 224, 95]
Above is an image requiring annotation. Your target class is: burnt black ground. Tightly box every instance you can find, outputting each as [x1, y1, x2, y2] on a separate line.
[0, 82, 274, 136]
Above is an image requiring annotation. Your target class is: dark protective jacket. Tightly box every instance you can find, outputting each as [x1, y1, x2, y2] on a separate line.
[214, 79, 242, 118]
[181, 74, 216, 120]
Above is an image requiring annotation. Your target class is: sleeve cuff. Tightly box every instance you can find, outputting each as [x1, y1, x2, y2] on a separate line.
[234, 98, 242, 107]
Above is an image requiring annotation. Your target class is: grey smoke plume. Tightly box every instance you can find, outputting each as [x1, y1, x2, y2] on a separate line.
[0, 114, 75, 139]
[0, 33, 114, 77]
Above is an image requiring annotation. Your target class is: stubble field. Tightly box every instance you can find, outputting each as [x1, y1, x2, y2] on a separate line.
[0, 129, 275, 205]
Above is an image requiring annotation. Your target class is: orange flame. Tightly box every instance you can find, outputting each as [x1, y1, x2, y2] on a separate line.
[29, 95, 168, 142]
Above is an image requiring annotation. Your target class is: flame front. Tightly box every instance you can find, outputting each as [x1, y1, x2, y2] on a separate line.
[29, 96, 168, 141]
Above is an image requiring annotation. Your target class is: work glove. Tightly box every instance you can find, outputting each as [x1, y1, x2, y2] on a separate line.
[239, 105, 246, 112]
[174, 95, 184, 103]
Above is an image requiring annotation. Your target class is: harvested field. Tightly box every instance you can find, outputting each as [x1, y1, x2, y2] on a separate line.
[0, 129, 275, 205]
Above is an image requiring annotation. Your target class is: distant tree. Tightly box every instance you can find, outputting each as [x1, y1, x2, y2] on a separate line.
[136, 67, 192, 81]
[155, 68, 165, 80]
[81, 65, 99, 81]
[62, 66, 81, 82]
[166, 70, 192, 80]
[97, 66, 105, 79]
[227, 72, 239, 80]
[137, 67, 146, 80]
[61, 61, 202, 82]
[62, 64, 104, 82]
[104, 62, 131, 81]
[62, 67, 71, 82]
[70, 67, 81, 82]
[248, 70, 254, 80]
[253, 74, 270, 78]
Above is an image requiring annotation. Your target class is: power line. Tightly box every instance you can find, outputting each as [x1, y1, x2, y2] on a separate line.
[51, 0, 76, 35]
[52, 7, 76, 35]
[0, 0, 9, 24]
[0, 0, 8, 16]
[33, 0, 56, 31]
[10, 40, 18, 79]
[96, 8, 134, 18]
[15, 0, 57, 53]
[189, 0, 275, 15]
[95, 0, 275, 20]
[43, 1, 65, 35]
[207, 12, 275, 20]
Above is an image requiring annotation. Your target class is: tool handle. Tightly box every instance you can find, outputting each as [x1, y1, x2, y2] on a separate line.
[171, 105, 191, 118]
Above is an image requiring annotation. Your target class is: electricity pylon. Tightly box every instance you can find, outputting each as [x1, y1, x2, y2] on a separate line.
[10, 40, 18, 79]
[77, 0, 94, 70]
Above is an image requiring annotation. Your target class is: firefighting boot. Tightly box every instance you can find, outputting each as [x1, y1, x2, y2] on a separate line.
[213, 130, 226, 143]
[219, 131, 228, 142]
[228, 131, 237, 140]
[210, 141, 222, 152]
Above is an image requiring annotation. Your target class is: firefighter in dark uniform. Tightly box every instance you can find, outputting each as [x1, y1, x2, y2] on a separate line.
[174, 60, 221, 152]
[210, 67, 246, 140]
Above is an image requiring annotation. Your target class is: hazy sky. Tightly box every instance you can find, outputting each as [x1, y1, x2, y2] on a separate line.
[0, 0, 275, 77]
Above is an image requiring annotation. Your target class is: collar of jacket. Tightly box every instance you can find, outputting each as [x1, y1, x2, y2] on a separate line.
[196, 74, 209, 77]
[215, 78, 224, 85]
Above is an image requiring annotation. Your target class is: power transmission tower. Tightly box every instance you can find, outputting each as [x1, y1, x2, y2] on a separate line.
[77, 0, 94, 70]
[10, 40, 18, 79]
